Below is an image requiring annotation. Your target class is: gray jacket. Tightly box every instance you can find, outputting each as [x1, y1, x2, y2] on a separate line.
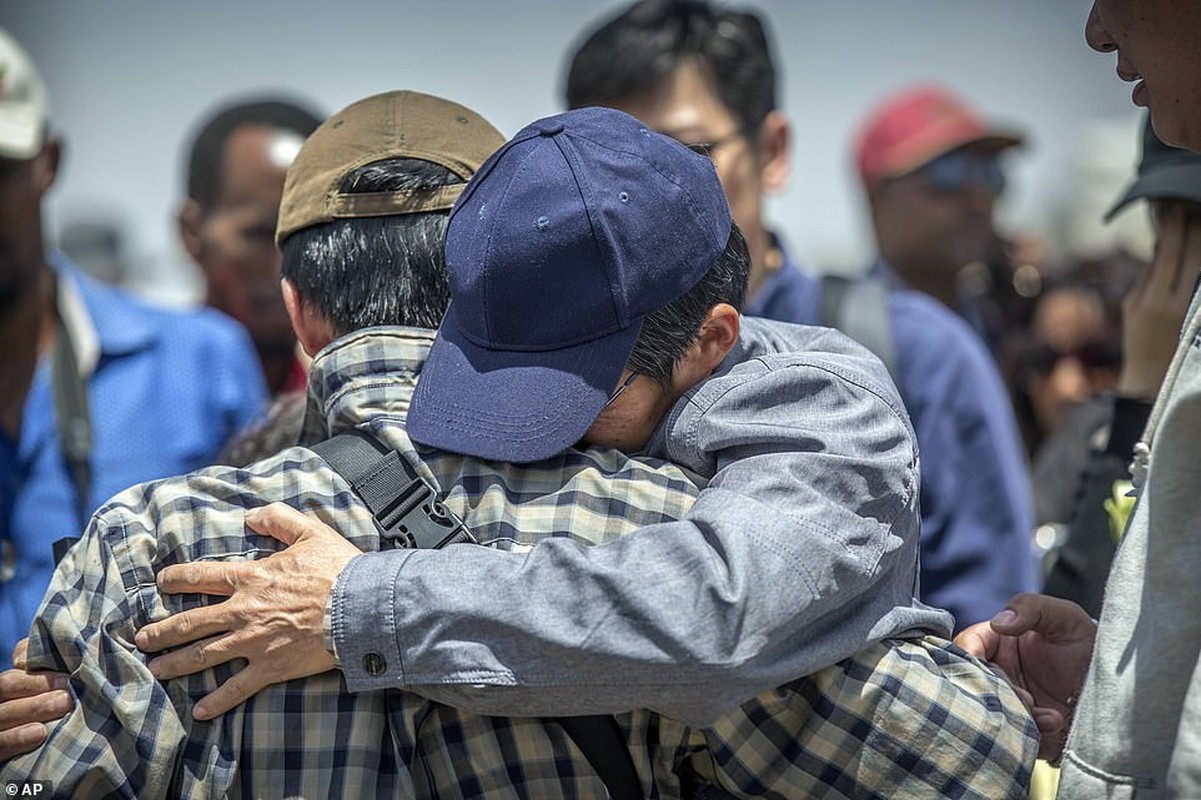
[332, 316, 952, 726]
[1059, 289, 1201, 798]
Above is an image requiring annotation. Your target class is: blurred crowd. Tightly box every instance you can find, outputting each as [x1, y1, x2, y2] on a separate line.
[1, 1, 1199, 798]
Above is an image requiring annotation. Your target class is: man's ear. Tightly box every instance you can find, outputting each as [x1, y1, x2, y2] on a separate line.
[757, 110, 791, 195]
[282, 278, 335, 357]
[671, 303, 740, 392]
[178, 199, 205, 266]
[32, 137, 62, 196]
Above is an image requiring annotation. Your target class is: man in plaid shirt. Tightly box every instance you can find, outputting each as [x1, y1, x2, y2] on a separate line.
[2, 92, 1036, 797]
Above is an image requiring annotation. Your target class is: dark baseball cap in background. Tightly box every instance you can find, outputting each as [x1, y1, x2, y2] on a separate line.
[1106, 114, 1201, 221]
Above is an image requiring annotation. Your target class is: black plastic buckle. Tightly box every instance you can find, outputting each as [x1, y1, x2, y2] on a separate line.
[377, 475, 476, 550]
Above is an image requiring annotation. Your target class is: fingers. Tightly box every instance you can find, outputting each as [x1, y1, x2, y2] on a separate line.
[988, 593, 1092, 640]
[1178, 208, 1201, 302]
[1031, 707, 1066, 736]
[954, 621, 1000, 662]
[244, 503, 318, 547]
[192, 665, 263, 721]
[0, 689, 72, 730]
[0, 723, 49, 762]
[1147, 202, 1185, 300]
[10, 639, 28, 670]
[145, 631, 245, 680]
[1038, 727, 1070, 764]
[1009, 683, 1036, 711]
[136, 604, 234, 654]
[0, 669, 73, 761]
[0, 670, 68, 704]
[155, 561, 245, 597]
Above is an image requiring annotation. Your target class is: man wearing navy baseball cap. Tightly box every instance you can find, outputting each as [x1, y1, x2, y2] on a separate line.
[404, 109, 946, 677]
[402, 106, 1036, 792]
[407, 107, 733, 461]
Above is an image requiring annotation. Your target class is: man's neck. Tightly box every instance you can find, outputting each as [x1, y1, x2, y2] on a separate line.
[882, 258, 959, 309]
[258, 347, 297, 398]
[0, 264, 55, 439]
[744, 223, 780, 302]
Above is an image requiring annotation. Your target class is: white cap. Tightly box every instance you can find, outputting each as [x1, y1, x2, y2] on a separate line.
[0, 28, 48, 160]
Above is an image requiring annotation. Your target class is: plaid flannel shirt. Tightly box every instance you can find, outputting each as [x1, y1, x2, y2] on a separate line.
[2, 327, 1036, 798]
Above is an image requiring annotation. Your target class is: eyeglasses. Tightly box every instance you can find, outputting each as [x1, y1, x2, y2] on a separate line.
[681, 126, 750, 159]
[603, 371, 639, 409]
[917, 151, 1006, 195]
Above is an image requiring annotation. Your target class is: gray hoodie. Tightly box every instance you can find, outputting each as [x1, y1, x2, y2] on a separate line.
[1059, 288, 1201, 798]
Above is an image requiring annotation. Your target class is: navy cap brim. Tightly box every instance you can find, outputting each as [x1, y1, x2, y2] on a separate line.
[1105, 164, 1201, 221]
[407, 301, 645, 463]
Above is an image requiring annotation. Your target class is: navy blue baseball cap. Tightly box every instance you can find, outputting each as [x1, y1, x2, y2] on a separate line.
[406, 106, 731, 463]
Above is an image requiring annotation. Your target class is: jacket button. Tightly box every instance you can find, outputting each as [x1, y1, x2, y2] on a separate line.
[363, 652, 387, 676]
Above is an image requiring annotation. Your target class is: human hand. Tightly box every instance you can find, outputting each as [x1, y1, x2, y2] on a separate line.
[955, 593, 1096, 762]
[1117, 201, 1201, 398]
[0, 638, 72, 761]
[134, 503, 361, 720]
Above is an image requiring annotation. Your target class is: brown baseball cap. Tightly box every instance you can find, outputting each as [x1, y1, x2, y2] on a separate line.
[276, 90, 505, 245]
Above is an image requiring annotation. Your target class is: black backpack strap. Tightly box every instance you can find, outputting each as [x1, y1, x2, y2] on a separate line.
[316, 429, 641, 797]
[557, 715, 643, 800]
[819, 273, 898, 384]
[310, 428, 475, 550]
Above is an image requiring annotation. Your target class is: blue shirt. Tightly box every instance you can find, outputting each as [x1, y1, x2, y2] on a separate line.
[0, 256, 266, 665]
[745, 244, 1037, 628]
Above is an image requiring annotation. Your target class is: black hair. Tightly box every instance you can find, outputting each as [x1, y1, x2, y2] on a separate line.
[279, 158, 459, 336]
[628, 223, 748, 388]
[564, 0, 777, 136]
[185, 97, 323, 209]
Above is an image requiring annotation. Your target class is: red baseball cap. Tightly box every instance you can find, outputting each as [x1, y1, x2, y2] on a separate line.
[854, 85, 1024, 185]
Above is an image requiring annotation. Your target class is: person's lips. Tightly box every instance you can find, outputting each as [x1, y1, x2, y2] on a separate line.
[1116, 67, 1147, 108]
[1133, 79, 1149, 107]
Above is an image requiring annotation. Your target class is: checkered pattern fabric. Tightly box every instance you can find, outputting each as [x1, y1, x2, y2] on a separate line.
[1, 327, 1036, 798]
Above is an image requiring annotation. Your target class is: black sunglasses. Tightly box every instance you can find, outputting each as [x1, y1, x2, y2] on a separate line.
[917, 151, 1006, 195]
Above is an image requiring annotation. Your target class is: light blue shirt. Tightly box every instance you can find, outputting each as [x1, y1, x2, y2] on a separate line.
[0, 256, 266, 665]
[332, 317, 952, 725]
[745, 243, 1037, 628]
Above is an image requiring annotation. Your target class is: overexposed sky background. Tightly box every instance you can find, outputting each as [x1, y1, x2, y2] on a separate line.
[7, 0, 1142, 303]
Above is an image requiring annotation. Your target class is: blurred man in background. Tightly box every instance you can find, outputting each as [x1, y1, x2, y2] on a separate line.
[0, 29, 265, 668]
[854, 86, 1028, 341]
[178, 97, 323, 398]
[563, 0, 1036, 628]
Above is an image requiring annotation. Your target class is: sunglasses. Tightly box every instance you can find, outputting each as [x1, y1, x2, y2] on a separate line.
[1026, 340, 1122, 376]
[603, 371, 639, 409]
[917, 151, 1006, 195]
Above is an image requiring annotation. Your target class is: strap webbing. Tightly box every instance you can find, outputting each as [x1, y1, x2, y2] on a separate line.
[820, 274, 898, 384]
[557, 715, 643, 800]
[310, 428, 474, 550]
[315, 428, 645, 798]
[50, 276, 93, 532]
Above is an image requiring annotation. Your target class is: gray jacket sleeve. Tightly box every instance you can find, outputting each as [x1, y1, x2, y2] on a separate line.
[332, 323, 952, 726]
